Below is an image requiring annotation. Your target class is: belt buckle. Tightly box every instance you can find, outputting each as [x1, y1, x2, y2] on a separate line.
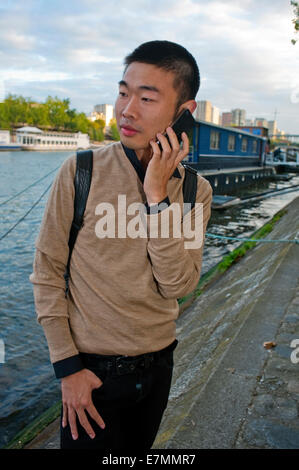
[116, 356, 137, 375]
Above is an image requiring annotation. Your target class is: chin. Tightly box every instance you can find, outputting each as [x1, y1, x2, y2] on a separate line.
[120, 135, 149, 151]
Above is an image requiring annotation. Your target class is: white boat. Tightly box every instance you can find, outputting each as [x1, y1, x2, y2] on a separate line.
[15, 126, 90, 151]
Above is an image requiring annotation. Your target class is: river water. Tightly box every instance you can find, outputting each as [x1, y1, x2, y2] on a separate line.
[0, 150, 298, 448]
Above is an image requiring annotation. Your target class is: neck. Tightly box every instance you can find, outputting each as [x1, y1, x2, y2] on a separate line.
[135, 146, 153, 171]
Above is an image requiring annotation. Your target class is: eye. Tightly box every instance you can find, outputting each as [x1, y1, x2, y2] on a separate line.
[119, 91, 127, 97]
[141, 97, 154, 102]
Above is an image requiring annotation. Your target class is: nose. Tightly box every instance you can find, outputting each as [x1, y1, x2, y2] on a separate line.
[122, 96, 138, 120]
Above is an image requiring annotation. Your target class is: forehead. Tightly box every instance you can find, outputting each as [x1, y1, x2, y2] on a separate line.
[122, 62, 177, 98]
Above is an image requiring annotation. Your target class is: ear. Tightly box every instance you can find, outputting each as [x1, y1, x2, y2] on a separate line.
[177, 100, 197, 116]
[186, 100, 197, 115]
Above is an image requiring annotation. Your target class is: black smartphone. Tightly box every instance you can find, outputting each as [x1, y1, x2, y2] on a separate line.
[156, 108, 195, 151]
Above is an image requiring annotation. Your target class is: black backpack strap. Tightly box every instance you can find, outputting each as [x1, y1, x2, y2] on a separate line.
[64, 149, 93, 298]
[182, 163, 198, 217]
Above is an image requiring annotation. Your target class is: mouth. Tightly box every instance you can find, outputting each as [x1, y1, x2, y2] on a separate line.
[120, 125, 139, 137]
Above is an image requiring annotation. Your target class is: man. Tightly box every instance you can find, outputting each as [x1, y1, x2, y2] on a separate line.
[29, 40, 213, 450]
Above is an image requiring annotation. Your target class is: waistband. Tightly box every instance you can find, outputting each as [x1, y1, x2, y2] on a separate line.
[80, 339, 178, 376]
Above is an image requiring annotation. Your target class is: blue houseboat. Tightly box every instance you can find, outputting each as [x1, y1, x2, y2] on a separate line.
[187, 120, 267, 171]
[186, 120, 274, 195]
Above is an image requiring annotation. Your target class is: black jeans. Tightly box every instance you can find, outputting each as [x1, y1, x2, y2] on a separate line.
[60, 340, 177, 450]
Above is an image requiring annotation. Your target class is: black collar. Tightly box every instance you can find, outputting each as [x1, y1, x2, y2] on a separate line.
[121, 144, 181, 183]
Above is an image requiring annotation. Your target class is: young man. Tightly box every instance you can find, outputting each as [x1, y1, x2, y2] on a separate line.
[29, 40, 213, 450]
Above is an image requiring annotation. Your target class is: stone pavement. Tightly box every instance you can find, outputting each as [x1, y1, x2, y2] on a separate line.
[25, 196, 299, 449]
[235, 279, 299, 448]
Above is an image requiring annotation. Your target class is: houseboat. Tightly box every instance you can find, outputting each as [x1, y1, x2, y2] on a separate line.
[185, 120, 273, 194]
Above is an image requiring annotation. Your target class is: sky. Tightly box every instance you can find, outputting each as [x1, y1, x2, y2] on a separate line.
[0, 0, 298, 134]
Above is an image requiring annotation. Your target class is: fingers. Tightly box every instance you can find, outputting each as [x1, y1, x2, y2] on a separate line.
[165, 127, 180, 154]
[62, 402, 67, 428]
[174, 131, 189, 165]
[156, 128, 189, 160]
[156, 132, 172, 157]
[68, 406, 79, 440]
[63, 400, 106, 440]
[77, 408, 97, 439]
[87, 403, 106, 430]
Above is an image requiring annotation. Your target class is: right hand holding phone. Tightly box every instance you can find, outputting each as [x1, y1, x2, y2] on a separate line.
[144, 127, 189, 205]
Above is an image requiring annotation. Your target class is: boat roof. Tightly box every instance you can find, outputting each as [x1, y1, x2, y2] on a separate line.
[17, 126, 43, 133]
[194, 119, 267, 139]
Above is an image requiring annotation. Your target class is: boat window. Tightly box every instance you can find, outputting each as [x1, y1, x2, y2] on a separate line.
[210, 130, 220, 150]
[228, 134, 235, 151]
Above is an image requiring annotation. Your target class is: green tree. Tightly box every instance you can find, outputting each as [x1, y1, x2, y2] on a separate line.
[27, 103, 50, 127]
[90, 118, 105, 141]
[4, 94, 29, 127]
[45, 96, 71, 129]
[291, 1, 299, 44]
[109, 118, 120, 141]
[0, 94, 104, 140]
[0, 102, 10, 129]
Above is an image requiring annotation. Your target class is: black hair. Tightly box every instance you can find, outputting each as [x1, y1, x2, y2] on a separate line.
[124, 40, 200, 110]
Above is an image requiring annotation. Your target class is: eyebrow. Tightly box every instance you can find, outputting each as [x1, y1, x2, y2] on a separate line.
[118, 79, 160, 93]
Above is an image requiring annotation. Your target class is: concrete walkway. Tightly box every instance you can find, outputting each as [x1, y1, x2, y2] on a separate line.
[26, 196, 299, 449]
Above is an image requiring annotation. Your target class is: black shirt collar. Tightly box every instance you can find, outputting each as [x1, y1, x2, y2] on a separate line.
[121, 144, 181, 183]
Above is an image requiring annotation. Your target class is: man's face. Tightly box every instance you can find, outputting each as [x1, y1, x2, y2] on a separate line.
[115, 62, 180, 151]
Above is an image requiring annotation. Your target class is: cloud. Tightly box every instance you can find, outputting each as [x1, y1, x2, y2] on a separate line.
[0, 0, 298, 133]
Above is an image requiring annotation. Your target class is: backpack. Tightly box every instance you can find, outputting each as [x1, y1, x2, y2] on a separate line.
[64, 149, 198, 297]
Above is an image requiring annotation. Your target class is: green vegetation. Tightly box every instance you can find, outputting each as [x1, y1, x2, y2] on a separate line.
[4, 400, 62, 449]
[109, 118, 120, 141]
[0, 94, 105, 142]
[291, 1, 299, 45]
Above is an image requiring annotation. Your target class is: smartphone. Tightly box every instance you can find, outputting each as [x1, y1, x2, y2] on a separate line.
[156, 108, 195, 151]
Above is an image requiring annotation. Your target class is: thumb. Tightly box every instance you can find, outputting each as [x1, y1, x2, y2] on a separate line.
[93, 376, 104, 389]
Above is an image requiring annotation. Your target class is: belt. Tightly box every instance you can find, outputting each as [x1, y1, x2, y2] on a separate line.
[80, 339, 178, 376]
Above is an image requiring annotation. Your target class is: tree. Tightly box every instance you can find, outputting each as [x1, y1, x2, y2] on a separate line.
[109, 118, 120, 141]
[4, 94, 29, 127]
[0, 94, 105, 140]
[45, 96, 71, 129]
[28, 103, 50, 127]
[291, 1, 299, 44]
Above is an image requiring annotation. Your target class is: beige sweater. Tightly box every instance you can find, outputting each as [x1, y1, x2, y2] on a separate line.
[29, 142, 213, 369]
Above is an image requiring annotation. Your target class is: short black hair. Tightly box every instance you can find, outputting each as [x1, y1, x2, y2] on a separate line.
[123, 40, 200, 109]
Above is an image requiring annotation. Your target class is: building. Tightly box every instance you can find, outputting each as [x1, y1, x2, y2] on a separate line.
[231, 108, 246, 126]
[254, 118, 268, 128]
[268, 120, 277, 137]
[194, 100, 213, 122]
[211, 106, 220, 125]
[221, 112, 233, 126]
[15, 126, 90, 150]
[93, 104, 114, 127]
